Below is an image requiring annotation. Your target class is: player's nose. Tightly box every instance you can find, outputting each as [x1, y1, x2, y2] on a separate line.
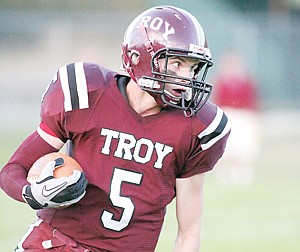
[178, 66, 193, 79]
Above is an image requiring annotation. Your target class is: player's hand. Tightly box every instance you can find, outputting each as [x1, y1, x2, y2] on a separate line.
[22, 158, 88, 210]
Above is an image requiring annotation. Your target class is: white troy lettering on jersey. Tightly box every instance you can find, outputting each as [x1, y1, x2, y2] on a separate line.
[141, 15, 175, 40]
[100, 128, 173, 169]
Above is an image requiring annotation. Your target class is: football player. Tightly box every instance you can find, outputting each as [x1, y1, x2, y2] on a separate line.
[0, 6, 230, 252]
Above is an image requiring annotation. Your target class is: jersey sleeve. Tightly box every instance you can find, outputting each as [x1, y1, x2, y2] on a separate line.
[38, 62, 105, 148]
[39, 65, 69, 146]
[178, 106, 231, 178]
[0, 131, 58, 202]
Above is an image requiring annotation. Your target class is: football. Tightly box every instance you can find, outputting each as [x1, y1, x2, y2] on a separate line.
[27, 152, 83, 183]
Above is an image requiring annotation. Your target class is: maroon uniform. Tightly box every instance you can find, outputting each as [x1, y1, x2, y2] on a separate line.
[1, 62, 230, 251]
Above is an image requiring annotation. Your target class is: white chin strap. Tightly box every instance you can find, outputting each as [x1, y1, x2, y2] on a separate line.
[182, 88, 192, 101]
[164, 88, 192, 103]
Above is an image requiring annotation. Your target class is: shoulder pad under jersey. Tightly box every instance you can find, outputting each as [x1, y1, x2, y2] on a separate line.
[193, 102, 231, 151]
[41, 62, 116, 115]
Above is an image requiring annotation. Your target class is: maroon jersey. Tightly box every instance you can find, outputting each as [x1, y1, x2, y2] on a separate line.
[12, 62, 230, 251]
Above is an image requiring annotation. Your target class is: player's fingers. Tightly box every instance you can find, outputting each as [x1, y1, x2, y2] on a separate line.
[53, 157, 64, 170]
[68, 170, 83, 184]
[44, 170, 83, 193]
[69, 172, 88, 196]
[50, 173, 87, 203]
[37, 160, 56, 181]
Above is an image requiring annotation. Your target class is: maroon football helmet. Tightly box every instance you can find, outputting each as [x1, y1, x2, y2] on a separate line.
[122, 6, 213, 116]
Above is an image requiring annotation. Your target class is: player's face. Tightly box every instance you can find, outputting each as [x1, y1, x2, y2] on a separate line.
[158, 56, 201, 101]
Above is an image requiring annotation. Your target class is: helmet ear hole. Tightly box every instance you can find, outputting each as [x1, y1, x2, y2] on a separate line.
[130, 51, 140, 65]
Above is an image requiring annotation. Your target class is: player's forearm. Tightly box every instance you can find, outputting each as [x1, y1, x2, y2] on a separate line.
[0, 163, 29, 202]
[0, 131, 57, 202]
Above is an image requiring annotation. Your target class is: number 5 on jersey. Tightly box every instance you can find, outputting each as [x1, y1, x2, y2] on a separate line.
[101, 168, 143, 231]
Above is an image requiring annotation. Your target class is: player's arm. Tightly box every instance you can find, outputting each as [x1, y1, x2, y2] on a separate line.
[0, 130, 58, 202]
[174, 173, 205, 252]
[1, 68, 86, 207]
[0, 129, 88, 209]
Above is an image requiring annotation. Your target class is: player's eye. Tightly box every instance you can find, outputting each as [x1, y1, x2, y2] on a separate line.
[172, 62, 180, 68]
[168, 58, 180, 66]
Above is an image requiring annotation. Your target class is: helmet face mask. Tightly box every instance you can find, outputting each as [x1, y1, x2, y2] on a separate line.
[122, 6, 213, 116]
[139, 48, 213, 116]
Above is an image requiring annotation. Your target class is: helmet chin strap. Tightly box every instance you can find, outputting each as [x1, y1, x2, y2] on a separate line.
[181, 90, 195, 117]
[182, 88, 192, 101]
[157, 89, 196, 117]
[183, 103, 195, 117]
[184, 109, 195, 117]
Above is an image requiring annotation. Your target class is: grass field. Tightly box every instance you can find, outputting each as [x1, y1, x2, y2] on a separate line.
[1, 126, 300, 251]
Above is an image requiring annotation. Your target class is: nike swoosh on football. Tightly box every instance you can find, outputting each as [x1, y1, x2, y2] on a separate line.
[42, 182, 68, 197]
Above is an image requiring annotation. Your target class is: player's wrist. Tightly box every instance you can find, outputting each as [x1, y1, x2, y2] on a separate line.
[21, 185, 28, 203]
[22, 184, 45, 210]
